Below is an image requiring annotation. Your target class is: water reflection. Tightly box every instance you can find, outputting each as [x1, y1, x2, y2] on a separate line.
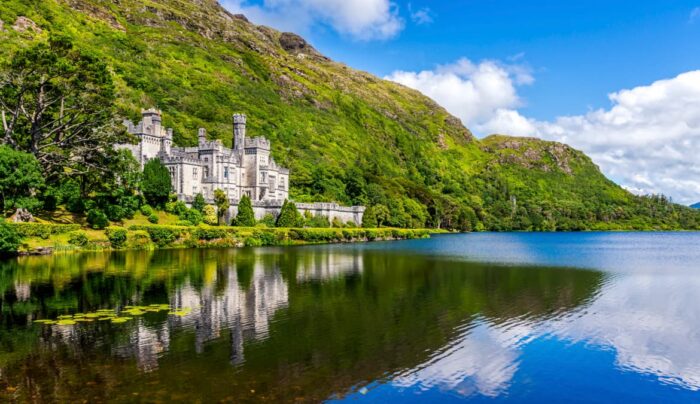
[1, 234, 699, 402]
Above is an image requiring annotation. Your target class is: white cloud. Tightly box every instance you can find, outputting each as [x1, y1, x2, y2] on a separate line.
[387, 58, 700, 204]
[408, 4, 433, 25]
[385, 58, 533, 128]
[221, 0, 404, 40]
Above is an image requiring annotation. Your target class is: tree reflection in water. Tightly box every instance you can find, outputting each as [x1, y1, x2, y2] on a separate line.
[0, 246, 603, 402]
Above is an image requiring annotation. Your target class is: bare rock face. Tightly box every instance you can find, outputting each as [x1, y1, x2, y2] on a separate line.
[279, 32, 308, 52]
[232, 14, 249, 23]
[12, 16, 42, 33]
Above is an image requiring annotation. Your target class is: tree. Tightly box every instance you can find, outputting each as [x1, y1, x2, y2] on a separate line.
[362, 206, 378, 228]
[0, 36, 126, 182]
[141, 159, 171, 208]
[202, 205, 217, 225]
[192, 193, 206, 213]
[0, 220, 21, 255]
[276, 200, 302, 228]
[234, 195, 255, 227]
[0, 145, 44, 214]
[374, 204, 391, 227]
[214, 189, 229, 225]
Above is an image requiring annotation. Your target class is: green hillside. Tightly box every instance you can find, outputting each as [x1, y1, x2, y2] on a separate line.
[1, 0, 699, 230]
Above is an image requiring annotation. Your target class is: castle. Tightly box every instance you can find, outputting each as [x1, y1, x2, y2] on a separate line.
[117, 109, 364, 224]
[119, 108, 289, 203]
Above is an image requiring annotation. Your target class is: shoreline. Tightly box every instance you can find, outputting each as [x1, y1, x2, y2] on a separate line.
[11, 223, 439, 256]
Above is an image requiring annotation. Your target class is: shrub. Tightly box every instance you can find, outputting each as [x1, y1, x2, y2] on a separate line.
[306, 214, 330, 228]
[276, 200, 302, 227]
[128, 230, 152, 250]
[257, 213, 276, 228]
[214, 189, 230, 225]
[140, 204, 154, 216]
[129, 225, 185, 247]
[106, 227, 128, 249]
[87, 209, 109, 229]
[0, 220, 21, 255]
[202, 205, 217, 225]
[331, 217, 344, 228]
[192, 193, 206, 212]
[9, 223, 81, 238]
[234, 195, 255, 227]
[180, 208, 203, 226]
[67, 231, 88, 246]
[148, 214, 159, 224]
[195, 227, 231, 241]
[244, 236, 263, 247]
[105, 204, 126, 221]
[345, 221, 357, 228]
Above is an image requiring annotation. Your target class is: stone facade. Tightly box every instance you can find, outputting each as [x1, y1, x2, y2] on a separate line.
[118, 108, 365, 225]
[118, 109, 289, 202]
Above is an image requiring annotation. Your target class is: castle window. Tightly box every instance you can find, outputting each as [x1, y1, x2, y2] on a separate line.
[193, 168, 198, 179]
[224, 167, 229, 179]
[261, 172, 267, 183]
[204, 166, 209, 178]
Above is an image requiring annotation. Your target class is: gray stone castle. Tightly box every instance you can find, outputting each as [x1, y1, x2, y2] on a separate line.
[118, 109, 364, 224]
[119, 108, 289, 203]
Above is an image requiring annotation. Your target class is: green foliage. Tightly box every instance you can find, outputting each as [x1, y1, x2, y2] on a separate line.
[331, 217, 344, 228]
[202, 205, 217, 225]
[234, 195, 255, 227]
[0, 35, 125, 182]
[140, 205, 154, 216]
[105, 227, 128, 249]
[257, 213, 276, 228]
[142, 159, 171, 208]
[306, 214, 330, 228]
[362, 207, 378, 228]
[129, 225, 186, 247]
[0, 145, 44, 213]
[180, 208, 203, 226]
[9, 223, 80, 238]
[147, 214, 159, 224]
[192, 193, 206, 213]
[213, 189, 229, 225]
[0, 1, 698, 231]
[276, 200, 303, 228]
[0, 220, 21, 255]
[67, 231, 88, 247]
[86, 209, 108, 230]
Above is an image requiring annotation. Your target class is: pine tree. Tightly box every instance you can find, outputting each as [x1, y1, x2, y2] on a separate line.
[234, 195, 255, 227]
[276, 200, 302, 228]
[141, 159, 171, 208]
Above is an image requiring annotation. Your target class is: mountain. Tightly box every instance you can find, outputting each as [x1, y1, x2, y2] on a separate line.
[692, 203, 700, 209]
[2, 0, 699, 230]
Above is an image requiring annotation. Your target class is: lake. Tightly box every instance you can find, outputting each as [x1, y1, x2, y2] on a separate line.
[1, 232, 700, 402]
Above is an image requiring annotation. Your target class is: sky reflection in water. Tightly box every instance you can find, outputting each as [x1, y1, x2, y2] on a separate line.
[1, 233, 699, 402]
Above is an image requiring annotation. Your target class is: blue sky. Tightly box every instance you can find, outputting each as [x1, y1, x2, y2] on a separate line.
[222, 0, 700, 203]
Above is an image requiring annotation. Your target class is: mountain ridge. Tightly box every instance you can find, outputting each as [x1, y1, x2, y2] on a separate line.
[1, 0, 698, 230]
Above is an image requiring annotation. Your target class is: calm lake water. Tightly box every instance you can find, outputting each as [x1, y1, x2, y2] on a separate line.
[1, 233, 700, 402]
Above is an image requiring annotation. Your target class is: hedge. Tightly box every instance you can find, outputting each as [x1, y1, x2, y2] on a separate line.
[10, 223, 81, 239]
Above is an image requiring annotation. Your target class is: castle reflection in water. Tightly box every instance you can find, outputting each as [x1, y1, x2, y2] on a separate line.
[19, 249, 365, 372]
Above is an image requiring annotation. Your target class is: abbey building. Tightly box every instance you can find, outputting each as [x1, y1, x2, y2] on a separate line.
[118, 108, 289, 203]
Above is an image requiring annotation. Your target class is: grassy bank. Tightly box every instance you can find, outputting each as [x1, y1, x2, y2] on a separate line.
[10, 223, 436, 255]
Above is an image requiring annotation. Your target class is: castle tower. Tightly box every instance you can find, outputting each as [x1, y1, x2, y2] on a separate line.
[142, 108, 162, 134]
[233, 114, 246, 151]
[198, 128, 207, 145]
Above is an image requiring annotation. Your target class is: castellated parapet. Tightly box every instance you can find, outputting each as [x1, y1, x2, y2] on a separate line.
[116, 108, 364, 225]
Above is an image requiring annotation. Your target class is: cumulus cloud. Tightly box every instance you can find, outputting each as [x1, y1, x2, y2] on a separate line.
[385, 58, 533, 129]
[221, 0, 404, 40]
[387, 58, 700, 204]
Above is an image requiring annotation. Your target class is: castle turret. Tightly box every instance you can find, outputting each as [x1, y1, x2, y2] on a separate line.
[233, 114, 246, 151]
[141, 108, 162, 134]
[198, 128, 207, 145]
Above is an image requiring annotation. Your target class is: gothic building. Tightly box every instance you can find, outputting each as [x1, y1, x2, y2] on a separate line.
[118, 108, 289, 202]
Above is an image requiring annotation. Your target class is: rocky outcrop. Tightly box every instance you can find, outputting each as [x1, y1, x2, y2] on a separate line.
[12, 16, 41, 33]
